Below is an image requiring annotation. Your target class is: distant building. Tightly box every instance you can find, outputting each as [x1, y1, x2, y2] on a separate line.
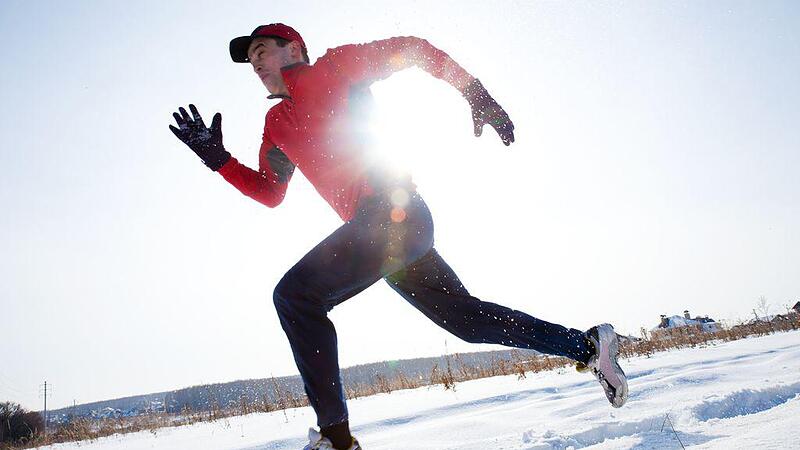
[760, 301, 800, 325]
[653, 310, 720, 334]
[745, 302, 800, 325]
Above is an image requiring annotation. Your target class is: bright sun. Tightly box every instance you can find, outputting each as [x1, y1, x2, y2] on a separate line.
[366, 70, 471, 180]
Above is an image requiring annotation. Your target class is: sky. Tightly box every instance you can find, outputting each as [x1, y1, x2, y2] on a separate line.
[1, 0, 798, 411]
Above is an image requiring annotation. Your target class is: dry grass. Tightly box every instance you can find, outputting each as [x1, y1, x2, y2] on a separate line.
[619, 316, 799, 359]
[12, 315, 799, 449]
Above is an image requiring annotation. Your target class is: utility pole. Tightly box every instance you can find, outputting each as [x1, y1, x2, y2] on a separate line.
[39, 381, 51, 435]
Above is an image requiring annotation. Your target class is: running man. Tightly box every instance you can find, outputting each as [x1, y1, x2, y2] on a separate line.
[169, 23, 628, 450]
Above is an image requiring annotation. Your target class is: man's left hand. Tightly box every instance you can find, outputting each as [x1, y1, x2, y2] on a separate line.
[462, 79, 515, 146]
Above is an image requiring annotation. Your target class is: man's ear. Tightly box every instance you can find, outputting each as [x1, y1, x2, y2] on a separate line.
[288, 41, 303, 61]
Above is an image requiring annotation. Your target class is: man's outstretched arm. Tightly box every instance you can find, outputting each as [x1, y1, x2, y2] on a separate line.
[169, 104, 294, 208]
[322, 36, 515, 145]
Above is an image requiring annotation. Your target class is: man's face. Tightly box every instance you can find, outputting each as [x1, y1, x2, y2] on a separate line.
[248, 37, 294, 94]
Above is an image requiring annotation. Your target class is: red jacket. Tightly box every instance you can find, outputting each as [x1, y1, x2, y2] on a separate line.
[218, 36, 474, 221]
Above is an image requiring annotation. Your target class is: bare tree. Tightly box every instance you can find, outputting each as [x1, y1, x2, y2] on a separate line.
[756, 295, 771, 320]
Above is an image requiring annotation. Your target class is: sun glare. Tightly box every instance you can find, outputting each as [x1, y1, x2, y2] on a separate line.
[367, 71, 465, 178]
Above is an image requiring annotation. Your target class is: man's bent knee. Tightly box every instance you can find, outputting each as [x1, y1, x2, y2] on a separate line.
[273, 268, 328, 319]
[273, 271, 300, 316]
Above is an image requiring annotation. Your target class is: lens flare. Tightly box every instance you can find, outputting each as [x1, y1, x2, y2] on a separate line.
[390, 188, 410, 207]
[391, 207, 407, 223]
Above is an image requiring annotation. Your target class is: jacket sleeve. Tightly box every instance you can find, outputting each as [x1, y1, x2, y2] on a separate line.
[217, 128, 295, 208]
[320, 36, 475, 92]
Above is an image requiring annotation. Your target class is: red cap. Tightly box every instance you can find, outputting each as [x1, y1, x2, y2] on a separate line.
[229, 23, 306, 63]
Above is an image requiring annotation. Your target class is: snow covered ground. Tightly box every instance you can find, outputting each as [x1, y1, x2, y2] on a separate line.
[41, 330, 800, 449]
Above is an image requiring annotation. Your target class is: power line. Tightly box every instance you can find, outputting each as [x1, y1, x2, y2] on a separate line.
[0, 379, 30, 395]
[0, 372, 35, 395]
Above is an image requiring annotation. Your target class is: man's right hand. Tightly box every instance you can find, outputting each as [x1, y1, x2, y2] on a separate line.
[169, 104, 231, 171]
[462, 79, 515, 147]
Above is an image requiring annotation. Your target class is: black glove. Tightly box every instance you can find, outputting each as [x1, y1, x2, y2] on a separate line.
[169, 104, 231, 171]
[462, 79, 515, 146]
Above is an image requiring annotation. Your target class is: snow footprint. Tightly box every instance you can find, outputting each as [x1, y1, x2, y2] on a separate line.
[520, 417, 660, 449]
[692, 381, 800, 421]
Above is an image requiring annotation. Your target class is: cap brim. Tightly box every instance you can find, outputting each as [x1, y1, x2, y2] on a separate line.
[229, 35, 254, 63]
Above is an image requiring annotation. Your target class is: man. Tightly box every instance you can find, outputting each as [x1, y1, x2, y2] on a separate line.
[170, 23, 628, 450]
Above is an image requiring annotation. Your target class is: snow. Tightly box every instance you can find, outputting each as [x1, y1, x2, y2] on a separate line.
[39, 331, 800, 449]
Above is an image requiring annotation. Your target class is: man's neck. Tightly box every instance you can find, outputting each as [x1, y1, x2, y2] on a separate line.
[271, 61, 307, 99]
[269, 85, 290, 98]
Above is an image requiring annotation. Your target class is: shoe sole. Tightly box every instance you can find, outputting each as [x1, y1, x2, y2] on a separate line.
[595, 324, 629, 408]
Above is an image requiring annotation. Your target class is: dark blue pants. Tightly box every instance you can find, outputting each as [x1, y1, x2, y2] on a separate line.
[273, 190, 593, 427]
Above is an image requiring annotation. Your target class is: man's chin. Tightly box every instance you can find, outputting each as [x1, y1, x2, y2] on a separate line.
[260, 80, 274, 93]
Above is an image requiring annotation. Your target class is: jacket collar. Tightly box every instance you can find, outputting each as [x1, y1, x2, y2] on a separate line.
[267, 62, 308, 101]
